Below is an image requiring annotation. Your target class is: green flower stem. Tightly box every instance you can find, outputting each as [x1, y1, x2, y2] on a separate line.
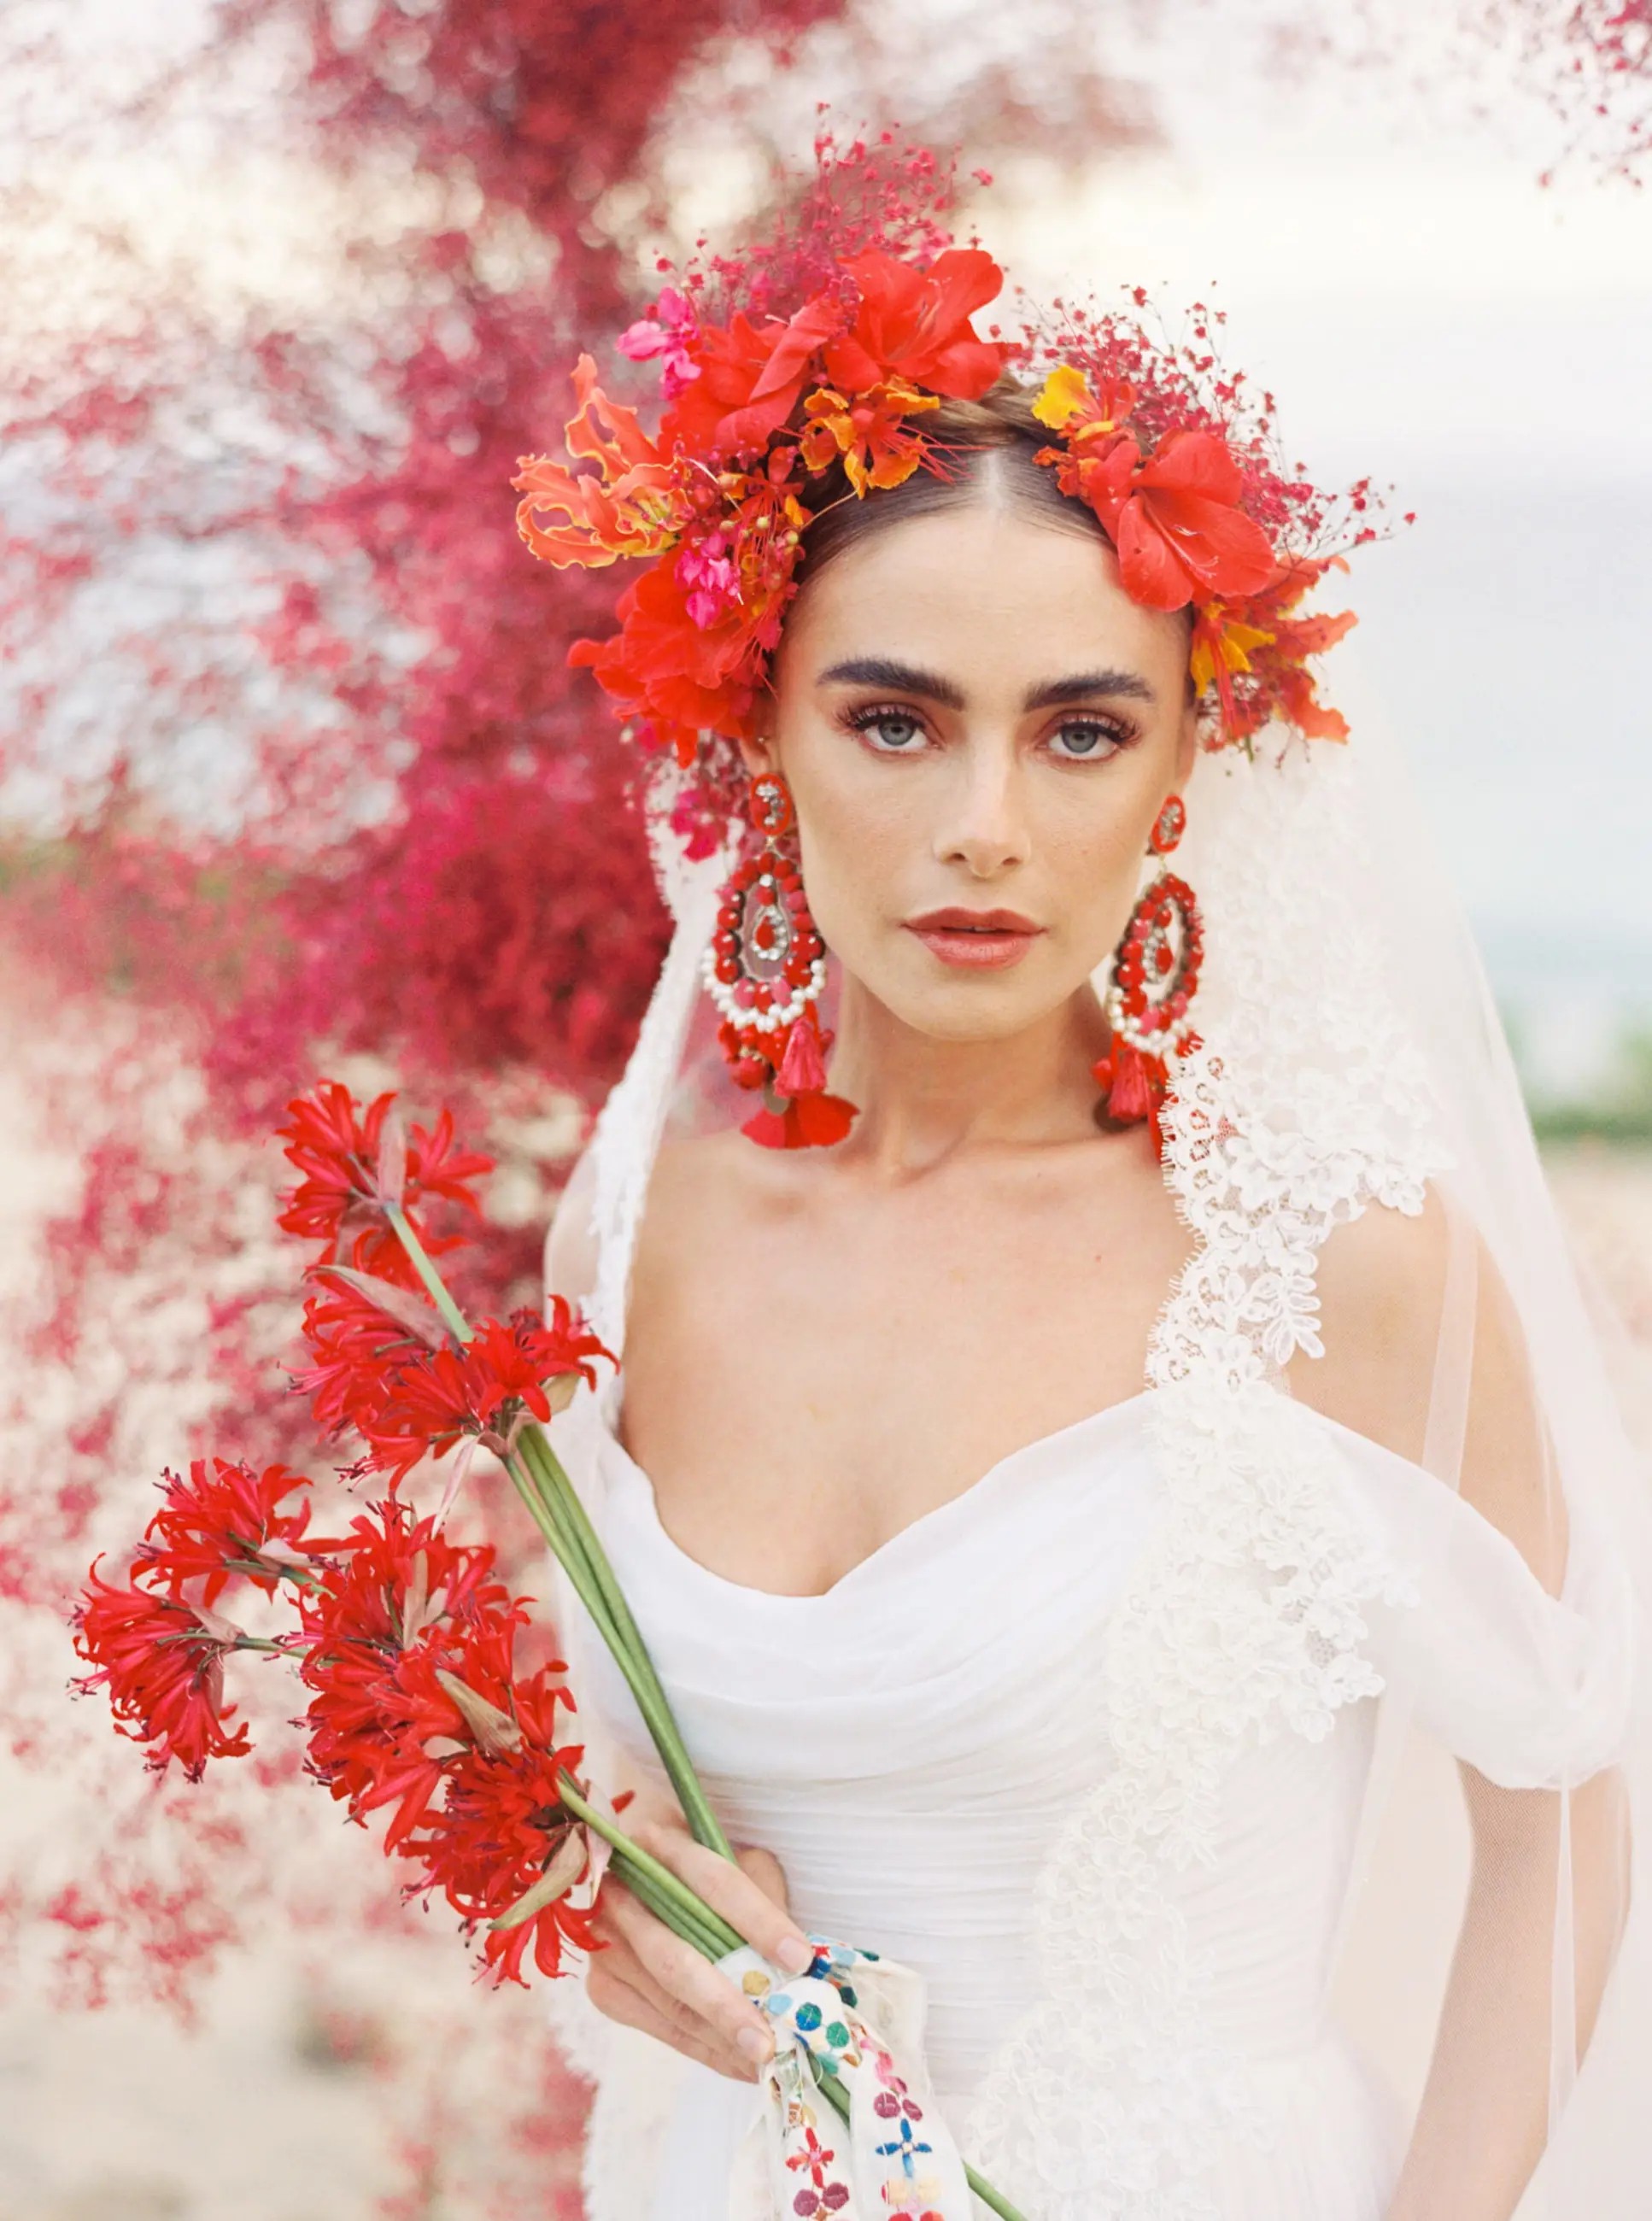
[499, 1445, 727, 1857]
[384, 1200, 473, 1346]
[617, 1862, 735, 1965]
[515, 1424, 731, 1858]
[384, 1204, 1023, 2218]
[558, 1773, 741, 1957]
[380, 1200, 730, 1859]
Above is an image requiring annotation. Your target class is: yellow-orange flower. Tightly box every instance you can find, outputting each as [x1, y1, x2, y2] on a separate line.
[513, 355, 688, 569]
[798, 378, 940, 497]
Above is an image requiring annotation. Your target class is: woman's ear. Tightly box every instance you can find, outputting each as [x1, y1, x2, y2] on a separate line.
[736, 728, 779, 779]
[1175, 700, 1198, 788]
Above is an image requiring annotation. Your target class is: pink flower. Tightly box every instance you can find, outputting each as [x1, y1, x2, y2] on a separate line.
[617, 287, 701, 400]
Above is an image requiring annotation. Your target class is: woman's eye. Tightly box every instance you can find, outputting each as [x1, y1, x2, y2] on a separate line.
[853, 708, 928, 753]
[1047, 719, 1125, 761]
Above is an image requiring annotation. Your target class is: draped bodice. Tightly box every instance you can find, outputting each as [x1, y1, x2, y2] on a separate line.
[555, 1371, 1631, 2221]
[578, 1391, 1379, 2099]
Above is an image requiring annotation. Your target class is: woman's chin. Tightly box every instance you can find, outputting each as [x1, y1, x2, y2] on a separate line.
[842, 949, 1098, 1045]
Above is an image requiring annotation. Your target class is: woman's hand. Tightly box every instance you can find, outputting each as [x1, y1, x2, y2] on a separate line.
[587, 1803, 817, 2081]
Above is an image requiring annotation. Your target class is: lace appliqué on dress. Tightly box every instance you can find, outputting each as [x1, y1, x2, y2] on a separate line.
[965, 741, 1450, 2218]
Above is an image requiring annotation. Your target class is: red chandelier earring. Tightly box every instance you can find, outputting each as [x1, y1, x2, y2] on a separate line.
[1094, 791, 1204, 1144]
[703, 774, 858, 1152]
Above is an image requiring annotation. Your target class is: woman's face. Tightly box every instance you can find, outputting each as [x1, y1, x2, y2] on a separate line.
[747, 498, 1198, 1046]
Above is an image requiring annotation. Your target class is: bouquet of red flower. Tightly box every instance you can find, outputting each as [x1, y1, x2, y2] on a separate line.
[71, 1081, 1023, 2220]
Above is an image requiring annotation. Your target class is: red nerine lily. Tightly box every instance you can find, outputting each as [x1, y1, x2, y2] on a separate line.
[73, 1572, 255, 1779]
[137, 1457, 320, 1605]
[278, 1084, 491, 1286]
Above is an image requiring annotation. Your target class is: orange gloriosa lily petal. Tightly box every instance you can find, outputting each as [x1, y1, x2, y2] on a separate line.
[513, 355, 684, 569]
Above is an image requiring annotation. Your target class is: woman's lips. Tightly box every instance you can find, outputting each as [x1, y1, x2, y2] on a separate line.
[904, 908, 1045, 971]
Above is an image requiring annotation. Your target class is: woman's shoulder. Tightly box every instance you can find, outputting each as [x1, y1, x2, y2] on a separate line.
[1288, 1184, 1457, 1463]
[1291, 1182, 1565, 1588]
[641, 1129, 782, 1248]
[543, 1128, 788, 1306]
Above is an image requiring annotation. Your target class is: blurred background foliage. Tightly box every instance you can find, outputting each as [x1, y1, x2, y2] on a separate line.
[0, 0, 1646, 2215]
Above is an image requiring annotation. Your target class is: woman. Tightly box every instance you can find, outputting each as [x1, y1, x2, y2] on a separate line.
[521, 152, 1647, 2221]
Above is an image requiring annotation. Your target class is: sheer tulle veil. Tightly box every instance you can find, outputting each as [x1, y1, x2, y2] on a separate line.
[1307, 656, 1652, 2215]
[547, 644, 1651, 2208]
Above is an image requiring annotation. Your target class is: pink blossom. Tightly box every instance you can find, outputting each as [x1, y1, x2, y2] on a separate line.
[618, 287, 702, 398]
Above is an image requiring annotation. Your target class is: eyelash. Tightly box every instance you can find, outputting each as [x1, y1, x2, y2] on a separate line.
[841, 702, 1138, 763]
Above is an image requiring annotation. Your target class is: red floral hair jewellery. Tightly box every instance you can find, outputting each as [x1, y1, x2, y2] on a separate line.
[512, 136, 1390, 1149]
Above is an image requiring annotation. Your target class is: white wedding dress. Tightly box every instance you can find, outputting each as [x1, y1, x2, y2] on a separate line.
[543, 734, 1643, 2221]
[555, 1351, 1630, 2221]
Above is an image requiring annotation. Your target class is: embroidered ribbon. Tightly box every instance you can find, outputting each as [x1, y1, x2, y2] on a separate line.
[719, 1937, 975, 2221]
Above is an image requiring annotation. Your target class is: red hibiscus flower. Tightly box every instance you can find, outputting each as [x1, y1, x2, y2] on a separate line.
[135, 1457, 321, 1605]
[1034, 366, 1278, 612]
[1112, 431, 1280, 611]
[659, 304, 835, 456]
[570, 544, 773, 754]
[661, 249, 1005, 460]
[823, 248, 1008, 400]
[72, 1570, 255, 1780]
[569, 454, 807, 756]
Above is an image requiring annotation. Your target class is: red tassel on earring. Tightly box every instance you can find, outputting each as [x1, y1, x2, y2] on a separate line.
[1093, 1040, 1161, 1124]
[776, 1009, 829, 1096]
[742, 1010, 858, 1150]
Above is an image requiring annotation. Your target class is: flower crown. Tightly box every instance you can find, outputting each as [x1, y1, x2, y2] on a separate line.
[514, 144, 1384, 837]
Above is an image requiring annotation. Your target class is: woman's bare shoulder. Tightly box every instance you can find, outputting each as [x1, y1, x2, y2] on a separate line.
[1290, 1185, 1562, 1585]
[544, 1128, 765, 1306]
[1288, 1185, 1456, 1460]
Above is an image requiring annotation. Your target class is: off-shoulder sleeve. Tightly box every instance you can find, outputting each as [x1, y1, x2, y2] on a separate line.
[1317, 1411, 1637, 1789]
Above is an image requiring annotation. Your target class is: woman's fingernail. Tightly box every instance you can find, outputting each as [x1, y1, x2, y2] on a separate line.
[775, 1934, 813, 1976]
[736, 2025, 770, 2064]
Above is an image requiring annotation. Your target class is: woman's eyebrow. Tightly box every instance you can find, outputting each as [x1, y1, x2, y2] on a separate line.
[1023, 669, 1156, 710]
[816, 656, 966, 708]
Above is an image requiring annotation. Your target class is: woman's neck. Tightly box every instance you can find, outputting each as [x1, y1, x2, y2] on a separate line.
[826, 978, 1110, 1173]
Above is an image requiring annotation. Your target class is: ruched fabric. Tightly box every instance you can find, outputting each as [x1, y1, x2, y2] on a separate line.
[561, 1383, 1633, 2221]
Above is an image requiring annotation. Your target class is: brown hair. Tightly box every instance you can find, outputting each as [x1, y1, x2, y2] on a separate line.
[788, 377, 1114, 601]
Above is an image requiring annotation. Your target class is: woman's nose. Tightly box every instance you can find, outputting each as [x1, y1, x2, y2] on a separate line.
[933, 740, 1031, 877]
